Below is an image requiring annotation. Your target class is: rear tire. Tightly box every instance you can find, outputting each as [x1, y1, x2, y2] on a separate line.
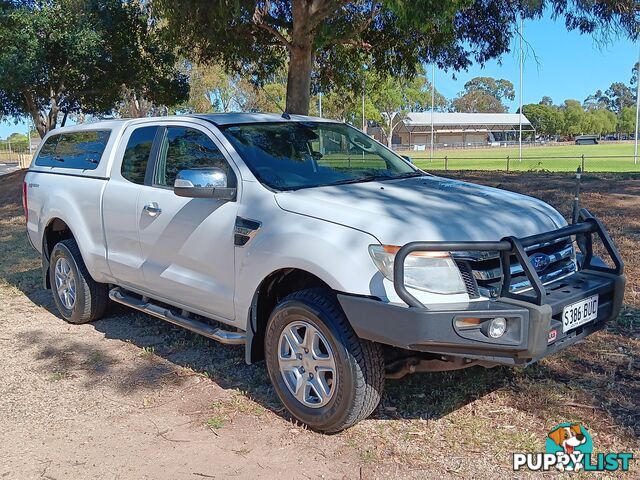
[264, 288, 384, 433]
[49, 239, 109, 324]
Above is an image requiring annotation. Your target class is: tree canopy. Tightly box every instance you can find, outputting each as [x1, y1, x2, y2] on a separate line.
[0, 0, 188, 137]
[521, 103, 563, 136]
[452, 77, 515, 113]
[154, 0, 639, 115]
[524, 97, 624, 138]
[365, 71, 446, 146]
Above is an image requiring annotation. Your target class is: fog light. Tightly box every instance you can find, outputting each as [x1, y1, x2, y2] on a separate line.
[488, 317, 507, 338]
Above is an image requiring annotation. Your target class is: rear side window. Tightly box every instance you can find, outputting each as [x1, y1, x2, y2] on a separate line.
[35, 130, 110, 170]
[121, 126, 158, 184]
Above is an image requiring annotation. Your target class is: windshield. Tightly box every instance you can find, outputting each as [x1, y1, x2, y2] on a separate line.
[219, 121, 420, 190]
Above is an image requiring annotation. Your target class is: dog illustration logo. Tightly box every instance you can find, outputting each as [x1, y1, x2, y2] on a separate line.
[546, 423, 591, 471]
[513, 422, 633, 472]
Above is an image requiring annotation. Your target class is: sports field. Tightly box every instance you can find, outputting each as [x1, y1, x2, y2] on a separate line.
[403, 142, 640, 172]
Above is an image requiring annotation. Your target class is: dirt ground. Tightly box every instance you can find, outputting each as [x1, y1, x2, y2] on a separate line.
[1, 170, 638, 479]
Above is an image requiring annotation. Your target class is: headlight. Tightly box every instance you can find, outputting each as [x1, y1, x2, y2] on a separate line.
[368, 244, 466, 294]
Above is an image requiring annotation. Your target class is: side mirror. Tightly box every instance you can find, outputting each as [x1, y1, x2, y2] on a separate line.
[174, 168, 236, 201]
[401, 155, 413, 164]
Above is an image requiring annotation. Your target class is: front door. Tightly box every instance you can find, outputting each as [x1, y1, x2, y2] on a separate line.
[137, 124, 238, 321]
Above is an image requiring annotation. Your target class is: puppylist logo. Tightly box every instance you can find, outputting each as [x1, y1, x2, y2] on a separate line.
[513, 423, 634, 473]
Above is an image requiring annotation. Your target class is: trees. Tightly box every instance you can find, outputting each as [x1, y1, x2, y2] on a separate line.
[583, 90, 610, 111]
[561, 100, 586, 137]
[179, 63, 291, 114]
[462, 77, 515, 102]
[521, 103, 562, 137]
[0, 0, 188, 137]
[154, 0, 638, 116]
[527, 95, 621, 138]
[618, 106, 637, 134]
[365, 71, 446, 147]
[180, 64, 242, 114]
[604, 82, 635, 114]
[453, 90, 508, 113]
[582, 108, 617, 136]
[452, 77, 514, 113]
[369, 77, 406, 148]
[0, 132, 29, 153]
[539, 96, 554, 106]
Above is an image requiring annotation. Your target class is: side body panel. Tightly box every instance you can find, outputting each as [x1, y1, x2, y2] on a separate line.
[25, 171, 115, 284]
[233, 180, 380, 329]
[102, 125, 147, 285]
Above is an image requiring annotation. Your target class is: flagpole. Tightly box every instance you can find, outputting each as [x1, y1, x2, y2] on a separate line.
[430, 63, 435, 162]
[634, 45, 639, 165]
[26, 117, 33, 156]
[362, 76, 366, 133]
[518, 13, 523, 162]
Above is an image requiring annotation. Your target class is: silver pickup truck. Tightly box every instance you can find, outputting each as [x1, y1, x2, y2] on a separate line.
[24, 113, 625, 432]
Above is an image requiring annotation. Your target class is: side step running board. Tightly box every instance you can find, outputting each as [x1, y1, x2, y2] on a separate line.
[109, 288, 245, 345]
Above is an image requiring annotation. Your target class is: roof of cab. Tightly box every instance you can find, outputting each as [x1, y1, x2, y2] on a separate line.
[42, 113, 341, 139]
[190, 112, 337, 125]
[45, 119, 129, 134]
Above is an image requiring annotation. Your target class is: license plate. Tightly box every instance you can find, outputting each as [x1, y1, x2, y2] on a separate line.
[562, 294, 599, 333]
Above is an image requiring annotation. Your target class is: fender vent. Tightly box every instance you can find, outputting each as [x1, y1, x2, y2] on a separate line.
[234, 217, 261, 246]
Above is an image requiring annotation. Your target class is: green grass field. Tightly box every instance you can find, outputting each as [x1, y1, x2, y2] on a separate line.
[402, 142, 640, 172]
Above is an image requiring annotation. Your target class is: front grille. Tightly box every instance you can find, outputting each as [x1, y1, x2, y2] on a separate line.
[459, 237, 576, 298]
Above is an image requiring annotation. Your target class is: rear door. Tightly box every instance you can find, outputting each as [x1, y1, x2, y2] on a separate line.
[136, 123, 239, 321]
[103, 125, 159, 286]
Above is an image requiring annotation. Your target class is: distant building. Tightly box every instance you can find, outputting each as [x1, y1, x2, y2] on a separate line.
[369, 112, 535, 149]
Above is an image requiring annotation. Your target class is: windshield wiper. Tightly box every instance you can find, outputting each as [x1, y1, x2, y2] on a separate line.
[390, 171, 425, 179]
[321, 171, 422, 187]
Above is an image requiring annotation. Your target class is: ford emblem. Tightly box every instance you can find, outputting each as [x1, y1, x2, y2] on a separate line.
[530, 253, 551, 272]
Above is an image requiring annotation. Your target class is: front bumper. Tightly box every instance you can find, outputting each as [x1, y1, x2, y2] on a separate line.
[339, 270, 625, 365]
[338, 209, 626, 366]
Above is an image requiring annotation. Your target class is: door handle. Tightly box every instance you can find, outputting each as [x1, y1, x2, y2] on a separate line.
[143, 202, 162, 216]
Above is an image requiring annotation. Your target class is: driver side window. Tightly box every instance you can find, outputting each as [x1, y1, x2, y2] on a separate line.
[154, 127, 231, 187]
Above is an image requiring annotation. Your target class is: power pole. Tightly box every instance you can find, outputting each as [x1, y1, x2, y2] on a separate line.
[518, 13, 523, 162]
[634, 45, 639, 165]
[318, 92, 323, 118]
[362, 77, 366, 133]
[430, 63, 435, 162]
[27, 116, 33, 156]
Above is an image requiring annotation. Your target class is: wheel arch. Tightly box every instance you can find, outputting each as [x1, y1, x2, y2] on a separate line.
[41, 217, 77, 289]
[245, 268, 333, 364]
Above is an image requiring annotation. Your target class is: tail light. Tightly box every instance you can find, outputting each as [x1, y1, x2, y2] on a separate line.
[22, 181, 28, 223]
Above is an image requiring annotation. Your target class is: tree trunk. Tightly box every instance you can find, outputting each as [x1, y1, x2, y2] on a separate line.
[33, 114, 47, 139]
[285, 43, 313, 115]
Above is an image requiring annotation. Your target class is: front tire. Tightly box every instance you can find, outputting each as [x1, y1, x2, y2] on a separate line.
[264, 289, 384, 433]
[49, 239, 109, 324]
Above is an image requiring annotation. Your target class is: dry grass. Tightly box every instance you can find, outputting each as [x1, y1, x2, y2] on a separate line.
[0, 172, 40, 295]
[1, 169, 638, 478]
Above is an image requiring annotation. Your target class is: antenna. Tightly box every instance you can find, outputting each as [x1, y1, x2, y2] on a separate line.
[257, 85, 287, 116]
[571, 166, 582, 224]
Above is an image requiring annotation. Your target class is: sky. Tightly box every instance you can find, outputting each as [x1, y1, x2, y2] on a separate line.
[1, 12, 638, 140]
[434, 13, 638, 112]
